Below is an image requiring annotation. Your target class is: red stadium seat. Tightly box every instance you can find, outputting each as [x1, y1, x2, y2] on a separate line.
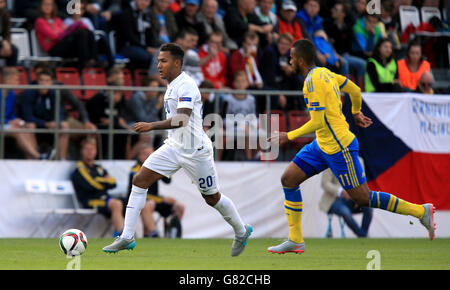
[29, 67, 36, 82]
[123, 68, 133, 100]
[55, 67, 82, 99]
[82, 67, 106, 100]
[133, 69, 148, 87]
[288, 110, 314, 149]
[14, 66, 28, 94]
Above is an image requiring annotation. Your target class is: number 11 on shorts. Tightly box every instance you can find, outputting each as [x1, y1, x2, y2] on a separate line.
[339, 174, 350, 187]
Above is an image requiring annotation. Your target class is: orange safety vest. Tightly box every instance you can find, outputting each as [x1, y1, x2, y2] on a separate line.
[397, 59, 431, 90]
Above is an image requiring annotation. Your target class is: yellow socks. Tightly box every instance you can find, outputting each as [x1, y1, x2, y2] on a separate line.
[283, 186, 304, 244]
[369, 191, 425, 218]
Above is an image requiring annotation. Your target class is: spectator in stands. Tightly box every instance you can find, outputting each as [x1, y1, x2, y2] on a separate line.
[125, 77, 164, 159]
[320, 166, 373, 238]
[35, 0, 97, 70]
[297, 0, 345, 74]
[223, 0, 273, 48]
[364, 38, 404, 92]
[148, 28, 203, 86]
[350, 0, 367, 24]
[175, 28, 203, 85]
[259, 33, 302, 111]
[415, 72, 435, 94]
[254, 0, 278, 44]
[0, 0, 18, 66]
[57, 0, 110, 31]
[228, 31, 263, 89]
[97, 0, 124, 22]
[125, 77, 163, 127]
[71, 137, 125, 238]
[324, 0, 366, 85]
[175, 0, 203, 38]
[296, 0, 324, 38]
[351, 13, 383, 60]
[127, 144, 185, 238]
[276, 0, 307, 43]
[116, 0, 158, 69]
[149, 0, 179, 45]
[30, 62, 97, 138]
[19, 67, 71, 160]
[86, 67, 132, 159]
[223, 71, 257, 160]
[379, 0, 402, 53]
[198, 30, 228, 89]
[196, 0, 237, 52]
[64, 0, 115, 69]
[397, 39, 431, 91]
[199, 79, 217, 123]
[0, 67, 42, 160]
[13, 0, 40, 29]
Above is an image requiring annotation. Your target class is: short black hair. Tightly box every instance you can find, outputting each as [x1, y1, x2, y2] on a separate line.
[37, 67, 54, 79]
[160, 43, 185, 62]
[292, 39, 316, 65]
[177, 28, 199, 40]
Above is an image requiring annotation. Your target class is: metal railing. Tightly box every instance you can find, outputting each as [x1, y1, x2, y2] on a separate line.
[0, 84, 304, 160]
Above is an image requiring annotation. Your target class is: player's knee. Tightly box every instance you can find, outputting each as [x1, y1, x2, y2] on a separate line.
[132, 171, 150, 189]
[202, 193, 220, 207]
[281, 172, 300, 188]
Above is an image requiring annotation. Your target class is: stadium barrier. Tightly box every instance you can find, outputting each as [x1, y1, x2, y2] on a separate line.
[0, 160, 449, 238]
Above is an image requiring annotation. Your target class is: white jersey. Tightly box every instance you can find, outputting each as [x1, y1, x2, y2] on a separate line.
[163, 72, 211, 152]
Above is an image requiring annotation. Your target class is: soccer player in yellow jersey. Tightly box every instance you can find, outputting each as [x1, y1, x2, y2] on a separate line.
[267, 39, 436, 254]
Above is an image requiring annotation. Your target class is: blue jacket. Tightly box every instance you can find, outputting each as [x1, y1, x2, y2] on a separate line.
[296, 9, 323, 37]
[0, 90, 18, 124]
[20, 89, 65, 127]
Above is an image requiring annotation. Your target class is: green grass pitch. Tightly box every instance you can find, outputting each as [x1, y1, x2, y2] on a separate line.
[0, 238, 449, 270]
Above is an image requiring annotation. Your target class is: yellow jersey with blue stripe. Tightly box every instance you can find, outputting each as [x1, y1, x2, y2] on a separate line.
[302, 67, 360, 155]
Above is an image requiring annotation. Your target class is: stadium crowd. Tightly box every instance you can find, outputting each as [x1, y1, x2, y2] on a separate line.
[0, 0, 449, 161]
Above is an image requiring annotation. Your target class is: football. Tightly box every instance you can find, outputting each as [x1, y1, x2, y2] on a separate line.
[59, 229, 88, 256]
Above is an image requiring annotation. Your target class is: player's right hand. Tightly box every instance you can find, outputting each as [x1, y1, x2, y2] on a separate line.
[268, 131, 289, 147]
[134, 122, 153, 133]
[353, 112, 373, 128]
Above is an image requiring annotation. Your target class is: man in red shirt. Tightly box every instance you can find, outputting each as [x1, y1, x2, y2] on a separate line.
[276, 0, 306, 43]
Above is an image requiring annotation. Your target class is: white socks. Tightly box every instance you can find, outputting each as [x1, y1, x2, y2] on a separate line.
[213, 194, 246, 237]
[121, 185, 148, 239]
[121, 187, 246, 239]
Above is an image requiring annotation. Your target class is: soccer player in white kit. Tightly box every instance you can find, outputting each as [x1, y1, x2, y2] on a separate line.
[103, 43, 253, 256]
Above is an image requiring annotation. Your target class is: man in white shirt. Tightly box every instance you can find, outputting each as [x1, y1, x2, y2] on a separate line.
[103, 43, 252, 256]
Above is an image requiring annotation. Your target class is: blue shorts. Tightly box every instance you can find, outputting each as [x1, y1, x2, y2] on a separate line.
[292, 138, 366, 190]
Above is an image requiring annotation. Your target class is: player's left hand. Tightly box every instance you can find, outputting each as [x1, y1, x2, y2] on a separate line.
[268, 131, 289, 147]
[353, 112, 373, 128]
[134, 122, 153, 133]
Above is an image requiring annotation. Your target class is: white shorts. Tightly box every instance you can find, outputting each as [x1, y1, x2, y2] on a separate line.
[142, 143, 220, 195]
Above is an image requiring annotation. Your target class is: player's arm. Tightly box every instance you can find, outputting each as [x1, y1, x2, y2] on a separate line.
[334, 73, 373, 128]
[287, 109, 326, 140]
[268, 110, 325, 146]
[134, 108, 192, 133]
[333, 73, 362, 115]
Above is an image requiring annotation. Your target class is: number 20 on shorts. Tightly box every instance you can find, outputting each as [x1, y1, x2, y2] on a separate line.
[199, 176, 213, 189]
